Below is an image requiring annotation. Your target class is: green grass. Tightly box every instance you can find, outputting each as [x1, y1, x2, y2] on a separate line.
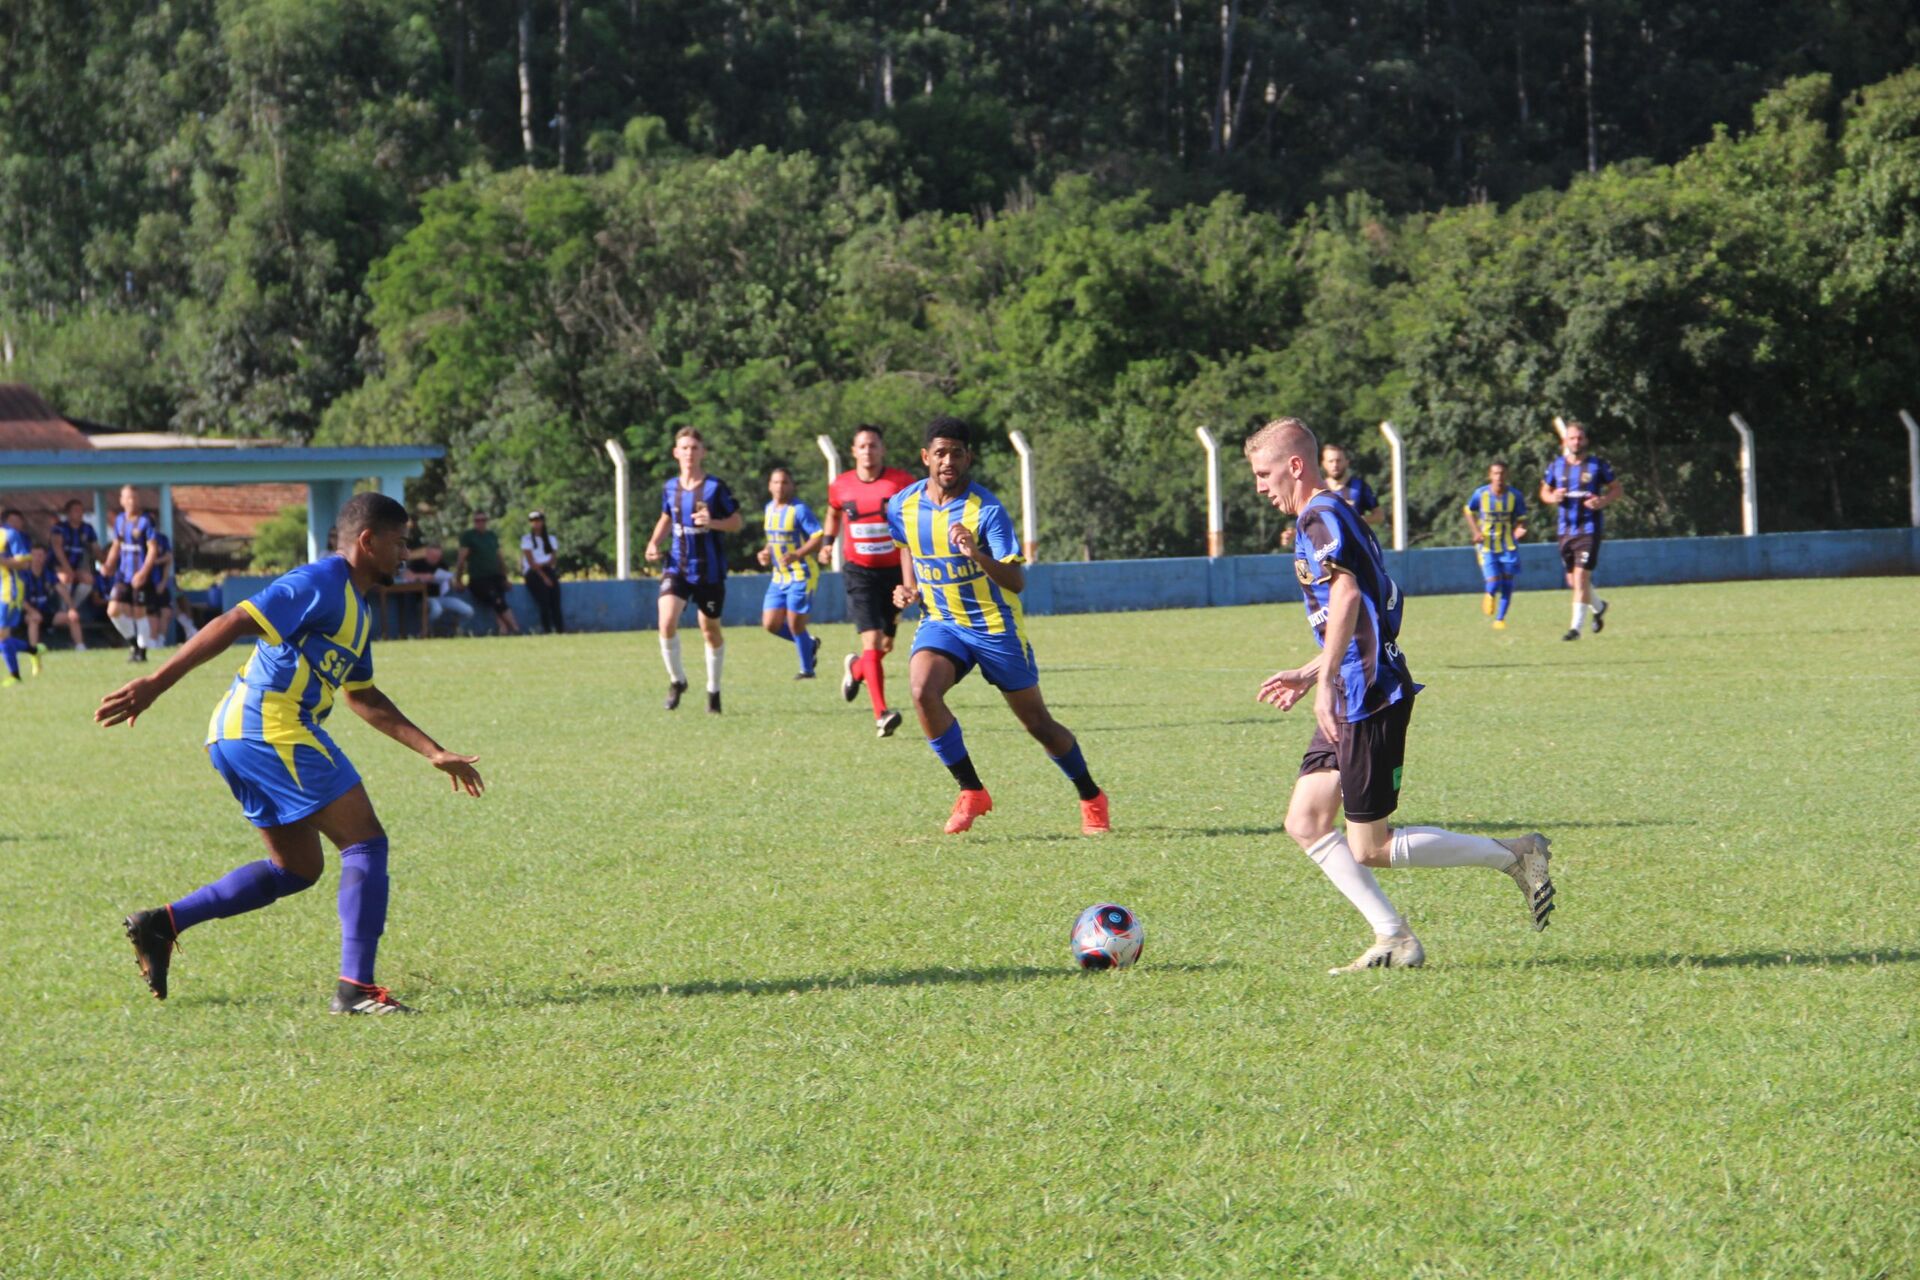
[5, 578, 1918, 1278]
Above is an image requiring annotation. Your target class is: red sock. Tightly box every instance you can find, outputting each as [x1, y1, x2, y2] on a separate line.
[864, 650, 888, 715]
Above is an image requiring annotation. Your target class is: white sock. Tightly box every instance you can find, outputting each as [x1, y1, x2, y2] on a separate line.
[1570, 599, 1587, 631]
[1305, 831, 1406, 937]
[1390, 825, 1516, 870]
[660, 634, 686, 684]
[134, 616, 152, 649]
[704, 643, 725, 693]
[110, 613, 136, 641]
[178, 614, 200, 640]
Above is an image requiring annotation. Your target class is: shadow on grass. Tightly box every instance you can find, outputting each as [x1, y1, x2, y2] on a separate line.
[1442, 818, 1694, 834]
[987, 824, 1284, 842]
[509, 959, 1233, 1008]
[1484, 949, 1920, 972]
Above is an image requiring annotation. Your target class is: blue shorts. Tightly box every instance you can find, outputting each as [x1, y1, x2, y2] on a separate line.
[762, 577, 817, 615]
[1477, 549, 1521, 581]
[911, 618, 1039, 693]
[208, 736, 363, 829]
[0, 602, 20, 631]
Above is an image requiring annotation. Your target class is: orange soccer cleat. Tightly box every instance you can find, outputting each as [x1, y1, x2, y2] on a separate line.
[1080, 791, 1111, 835]
[944, 789, 994, 834]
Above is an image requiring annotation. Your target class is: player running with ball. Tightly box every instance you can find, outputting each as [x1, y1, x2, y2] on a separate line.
[887, 416, 1109, 835]
[1245, 418, 1554, 973]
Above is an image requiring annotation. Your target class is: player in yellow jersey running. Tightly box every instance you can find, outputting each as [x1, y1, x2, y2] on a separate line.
[886, 417, 1109, 836]
[1463, 460, 1529, 629]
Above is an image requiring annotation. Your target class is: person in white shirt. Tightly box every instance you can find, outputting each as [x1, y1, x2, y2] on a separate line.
[426, 566, 474, 633]
[519, 511, 564, 634]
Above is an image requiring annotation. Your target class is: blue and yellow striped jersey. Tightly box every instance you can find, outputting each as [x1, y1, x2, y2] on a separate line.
[206, 556, 374, 783]
[885, 480, 1025, 637]
[1465, 485, 1527, 553]
[763, 501, 822, 586]
[0, 527, 28, 609]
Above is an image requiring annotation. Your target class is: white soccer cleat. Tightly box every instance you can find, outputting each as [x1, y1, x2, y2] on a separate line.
[1328, 931, 1425, 975]
[1497, 832, 1555, 931]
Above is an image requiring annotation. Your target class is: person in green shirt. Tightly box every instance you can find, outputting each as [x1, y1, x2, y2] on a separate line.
[455, 512, 521, 635]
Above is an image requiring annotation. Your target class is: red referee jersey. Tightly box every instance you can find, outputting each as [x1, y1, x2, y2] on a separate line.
[829, 466, 915, 568]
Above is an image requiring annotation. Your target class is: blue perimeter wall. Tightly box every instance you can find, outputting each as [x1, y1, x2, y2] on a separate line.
[218, 527, 1918, 636]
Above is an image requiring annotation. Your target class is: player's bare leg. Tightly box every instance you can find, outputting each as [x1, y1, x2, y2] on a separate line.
[910, 650, 991, 832]
[1001, 684, 1108, 833]
[658, 594, 689, 709]
[1284, 775, 1421, 972]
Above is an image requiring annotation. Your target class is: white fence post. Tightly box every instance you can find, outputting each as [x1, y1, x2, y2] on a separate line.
[1007, 431, 1038, 562]
[1377, 420, 1407, 551]
[1901, 410, 1919, 529]
[1729, 413, 1759, 536]
[1194, 426, 1224, 558]
[602, 440, 630, 580]
[815, 434, 844, 571]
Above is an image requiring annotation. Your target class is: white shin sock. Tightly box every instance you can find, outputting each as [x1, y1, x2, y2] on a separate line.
[660, 633, 686, 684]
[1389, 825, 1516, 870]
[704, 643, 725, 693]
[1570, 599, 1587, 631]
[1305, 831, 1406, 937]
[110, 613, 136, 642]
[134, 616, 152, 649]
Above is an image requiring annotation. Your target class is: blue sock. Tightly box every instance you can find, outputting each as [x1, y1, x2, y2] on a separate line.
[170, 859, 315, 932]
[0, 637, 21, 678]
[337, 837, 390, 985]
[792, 628, 814, 673]
[770, 620, 792, 641]
[1497, 579, 1513, 620]
[1049, 741, 1101, 801]
[929, 719, 984, 790]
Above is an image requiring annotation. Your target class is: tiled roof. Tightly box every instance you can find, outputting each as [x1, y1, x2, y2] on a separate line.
[0, 384, 94, 452]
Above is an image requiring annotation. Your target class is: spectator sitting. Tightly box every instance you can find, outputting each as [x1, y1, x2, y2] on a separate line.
[22, 544, 58, 653]
[405, 516, 444, 573]
[520, 510, 565, 634]
[456, 511, 521, 635]
[50, 498, 101, 648]
[426, 566, 475, 634]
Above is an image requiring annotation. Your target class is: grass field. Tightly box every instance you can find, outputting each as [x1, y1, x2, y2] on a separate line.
[4, 577, 1918, 1278]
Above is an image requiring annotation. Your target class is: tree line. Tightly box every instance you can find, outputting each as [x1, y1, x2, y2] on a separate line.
[3, 3, 1917, 567]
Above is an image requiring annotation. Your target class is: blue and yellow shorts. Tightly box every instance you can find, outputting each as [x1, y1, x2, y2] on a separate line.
[910, 617, 1039, 693]
[761, 577, 817, 615]
[207, 735, 362, 829]
[1477, 548, 1521, 581]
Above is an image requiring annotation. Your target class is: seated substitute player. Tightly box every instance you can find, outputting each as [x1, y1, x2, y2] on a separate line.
[886, 416, 1109, 835]
[0, 509, 37, 687]
[102, 493, 485, 1014]
[1244, 418, 1554, 974]
[822, 424, 914, 737]
[21, 544, 59, 659]
[50, 498, 102, 650]
[1463, 460, 1528, 630]
[756, 467, 825, 679]
[141, 509, 176, 648]
[1540, 418, 1623, 641]
[645, 427, 743, 713]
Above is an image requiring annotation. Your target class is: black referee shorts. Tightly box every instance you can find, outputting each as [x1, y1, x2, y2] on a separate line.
[843, 563, 903, 637]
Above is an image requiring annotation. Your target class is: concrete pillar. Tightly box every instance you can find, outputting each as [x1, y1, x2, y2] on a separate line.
[307, 480, 346, 564]
[159, 483, 175, 550]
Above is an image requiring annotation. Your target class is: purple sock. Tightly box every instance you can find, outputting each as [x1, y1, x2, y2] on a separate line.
[337, 838, 390, 985]
[169, 859, 315, 932]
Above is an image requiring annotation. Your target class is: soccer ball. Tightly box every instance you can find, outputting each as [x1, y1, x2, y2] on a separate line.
[1071, 904, 1145, 970]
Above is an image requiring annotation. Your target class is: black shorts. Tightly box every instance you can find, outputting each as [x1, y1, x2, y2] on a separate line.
[661, 574, 727, 619]
[469, 573, 511, 613]
[136, 584, 170, 611]
[843, 563, 903, 637]
[1298, 694, 1414, 823]
[109, 581, 137, 606]
[1558, 533, 1601, 573]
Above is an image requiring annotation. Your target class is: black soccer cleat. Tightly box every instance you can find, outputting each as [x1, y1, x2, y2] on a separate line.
[795, 670, 816, 680]
[876, 709, 903, 738]
[1562, 628, 1580, 641]
[126, 645, 146, 663]
[706, 690, 722, 715]
[665, 679, 688, 711]
[329, 979, 417, 1015]
[1591, 600, 1608, 633]
[124, 908, 176, 1000]
[841, 652, 863, 702]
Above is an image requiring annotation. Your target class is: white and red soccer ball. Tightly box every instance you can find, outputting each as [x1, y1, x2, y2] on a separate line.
[1071, 904, 1145, 970]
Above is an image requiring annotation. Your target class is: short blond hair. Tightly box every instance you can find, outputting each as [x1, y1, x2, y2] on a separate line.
[674, 427, 706, 445]
[1243, 416, 1318, 461]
